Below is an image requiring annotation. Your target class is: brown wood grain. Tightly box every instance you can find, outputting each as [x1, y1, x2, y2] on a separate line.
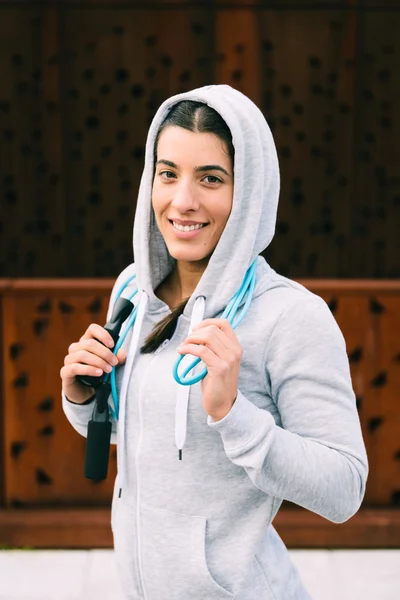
[1, 280, 400, 519]
[0, 508, 399, 549]
[1, 3, 399, 280]
[1, 0, 400, 548]
[1, 287, 115, 507]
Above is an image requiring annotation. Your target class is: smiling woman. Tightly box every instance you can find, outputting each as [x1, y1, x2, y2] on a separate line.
[61, 85, 368, 600]
[140, 101, 235, 353]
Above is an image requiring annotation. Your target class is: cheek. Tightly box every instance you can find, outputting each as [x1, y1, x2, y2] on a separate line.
[152, 182, 168, 212]
[215, 191, 233, 225]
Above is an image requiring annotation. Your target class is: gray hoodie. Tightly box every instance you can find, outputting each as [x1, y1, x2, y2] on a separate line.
[63, 84, 368, 600]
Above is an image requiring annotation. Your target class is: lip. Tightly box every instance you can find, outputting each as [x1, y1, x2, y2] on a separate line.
[169, 219, 209, 239]
[169, 218, 208, 225]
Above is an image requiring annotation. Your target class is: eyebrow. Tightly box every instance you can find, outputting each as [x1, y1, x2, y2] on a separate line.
[156, 159, 230, 177]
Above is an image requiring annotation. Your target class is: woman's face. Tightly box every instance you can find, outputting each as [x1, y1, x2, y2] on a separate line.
[152, 126, 234, 265]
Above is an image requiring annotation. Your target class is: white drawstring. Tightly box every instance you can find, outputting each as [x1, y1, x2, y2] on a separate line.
[117, 290, 148, 490]
[175, 296, 206, 459]
[117, 292, 206, 489]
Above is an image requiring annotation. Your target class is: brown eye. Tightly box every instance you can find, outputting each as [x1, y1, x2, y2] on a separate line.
[160, 170, 176, 179]
[204, 175, 222, 184]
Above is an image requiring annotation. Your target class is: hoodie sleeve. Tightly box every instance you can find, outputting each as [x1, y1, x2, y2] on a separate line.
[61, 264, 136, 443]
[62, 393, 118, 444]
[207, 295, 369, 524]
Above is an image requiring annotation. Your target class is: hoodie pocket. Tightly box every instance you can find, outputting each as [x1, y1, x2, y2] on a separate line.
[140, 503, 234, 600]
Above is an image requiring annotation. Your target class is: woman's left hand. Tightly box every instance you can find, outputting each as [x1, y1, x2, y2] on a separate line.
[176, 318, 242, 421]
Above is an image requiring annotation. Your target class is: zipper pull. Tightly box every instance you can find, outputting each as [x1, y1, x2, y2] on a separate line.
[154, 338, 170, 355]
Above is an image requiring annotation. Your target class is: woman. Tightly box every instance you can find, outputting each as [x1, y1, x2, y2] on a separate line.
[61, 84, 368, 600]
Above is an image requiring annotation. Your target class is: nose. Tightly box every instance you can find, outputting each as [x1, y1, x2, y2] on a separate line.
[170, 179, 200, 212]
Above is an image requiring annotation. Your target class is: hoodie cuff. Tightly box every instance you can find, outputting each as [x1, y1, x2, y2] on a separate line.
[62, 391, 95, 432]
[207, 390, 275, 451]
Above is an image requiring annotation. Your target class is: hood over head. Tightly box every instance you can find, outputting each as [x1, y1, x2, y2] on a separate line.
[133, 84, 280, 321]
[114, 84, 282, 467]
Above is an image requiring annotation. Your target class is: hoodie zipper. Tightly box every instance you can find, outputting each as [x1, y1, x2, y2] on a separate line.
[136, 337, 171, 599]
[154, 338, 170, 355]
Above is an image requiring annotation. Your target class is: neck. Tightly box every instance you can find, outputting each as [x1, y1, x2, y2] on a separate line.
[168, 259, 208, 301]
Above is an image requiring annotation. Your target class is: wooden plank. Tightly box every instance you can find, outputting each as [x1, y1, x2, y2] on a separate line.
[215, 8, 262, 104]
[354, 9, 400, 278]
[1, 279, 400, 292]
[0, 295, 4, 507]
[2, 288, 115, 507]
[0, 508, 399, 549]
[0, 508, 113, 549]
[1, 280, 400, 545]
[253, 8, 357, 278]
[0, 5, 65, 277]
[59, 3, 214, 277]
[274, 508, 400, 548]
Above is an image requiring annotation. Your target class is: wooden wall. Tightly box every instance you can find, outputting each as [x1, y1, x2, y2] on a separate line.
[0, 0, 399, 279]
[0, 279, 399, 548]
[0, 0, 399, 548]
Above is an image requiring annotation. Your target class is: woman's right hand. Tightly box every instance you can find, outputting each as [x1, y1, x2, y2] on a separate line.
[60, 323, 127, 404]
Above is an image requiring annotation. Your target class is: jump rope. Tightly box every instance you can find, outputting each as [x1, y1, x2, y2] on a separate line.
[77, 258, 257, 480]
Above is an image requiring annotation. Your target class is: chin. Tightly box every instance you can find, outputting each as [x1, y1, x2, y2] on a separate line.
[165, 245, 211, 262]
[168, 250, 208, 262]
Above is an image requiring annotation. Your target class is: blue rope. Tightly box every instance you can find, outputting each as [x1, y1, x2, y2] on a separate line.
[107, 260, 257, 417]
[172, 259, 257, 386]
[108, 275, 137, 420]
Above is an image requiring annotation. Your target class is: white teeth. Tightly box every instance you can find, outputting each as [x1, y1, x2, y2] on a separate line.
[172, 221, 205, 232]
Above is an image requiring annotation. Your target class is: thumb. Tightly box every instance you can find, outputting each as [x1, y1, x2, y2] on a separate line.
[116, 348, 127, 364]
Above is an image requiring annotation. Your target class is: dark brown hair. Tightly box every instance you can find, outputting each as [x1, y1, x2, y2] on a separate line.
[140, 100, 234, 354]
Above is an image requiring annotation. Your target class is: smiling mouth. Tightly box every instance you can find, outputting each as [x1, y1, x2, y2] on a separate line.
[169, 220, 209, 231]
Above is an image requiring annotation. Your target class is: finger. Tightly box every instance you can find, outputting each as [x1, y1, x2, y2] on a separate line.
[177, 343, 227, 371]
[68, 341, 78, 354]
[60, 362, 104, 382]
[185, 324, 232, 353]
[75, 338, 118, 365]
[201, 319, 242, 357]
[116, 349, 127, 364]
[192, 318, 230, 330]
[80, 323, 115, 348]
[181, 328, 231, 356]
[64, 349, 116, 374]
[193, 318, 238, 345]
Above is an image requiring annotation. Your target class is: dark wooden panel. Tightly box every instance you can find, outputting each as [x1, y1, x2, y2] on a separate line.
[313, 292, 400, 506]
[215, 7, 263, 103]
[253, 9, 357, 278]
[0, 295, 4, 507]
[59, 5, 214, 277]
[353, 10, 400, 278]
[0, 6, 65, 277]
[361, 1, 400, 7]
[2, 286, 114, 507]
[0, 279, 400, 548]
[0, 3, 399, 279]
[1, 279, 400, 510]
